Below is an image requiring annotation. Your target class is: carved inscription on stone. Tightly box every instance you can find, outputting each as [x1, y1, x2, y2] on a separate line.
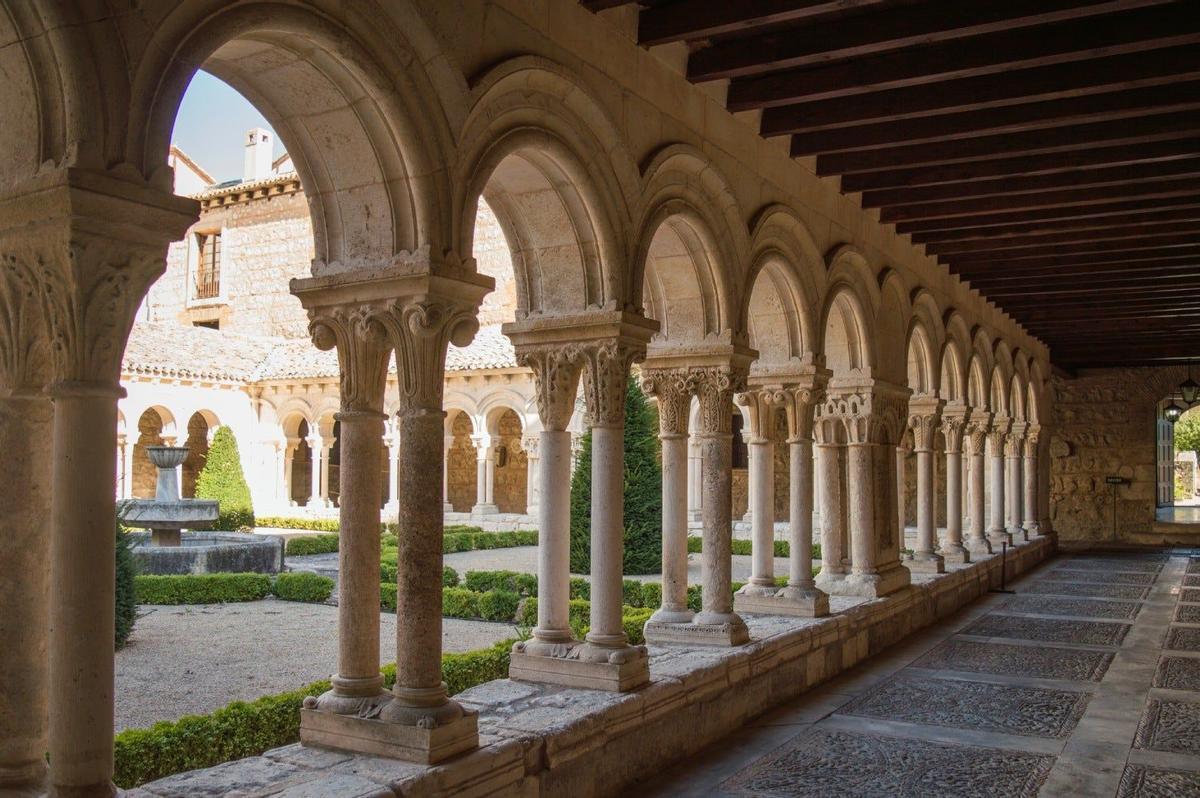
[1154, 656, 1200, 690]
[1023, 581, 1150, 600]
[841, 676, 1090, 739]
[964, 615, 1131, 646]
[1166, 626, 1200, 652]
[1117, 765, 1200, 798]
[1002, 596, 1142, 620]
[1135, 699, 1200, 754]
[1045, 569, 1156, 586]
[720, 729, 1054, 798]
[913, 640, 1114, 682]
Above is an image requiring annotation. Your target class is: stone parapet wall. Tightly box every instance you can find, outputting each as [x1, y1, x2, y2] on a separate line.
[131, 537, 1052, 797]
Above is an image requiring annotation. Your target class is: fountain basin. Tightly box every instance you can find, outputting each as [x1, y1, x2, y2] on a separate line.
[127, 531, 284, 575]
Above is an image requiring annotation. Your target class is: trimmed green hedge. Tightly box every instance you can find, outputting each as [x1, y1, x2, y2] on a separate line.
[686, 537, 824, 560]
[113, 640, 513, 789]
[284, 534, 340, 556]
[464, 569, 537, 596]
[196, 426, 255, 530]
[271, 572, 334, 603]
[134, 574, 272, 605]
[257, 517, 341, 532]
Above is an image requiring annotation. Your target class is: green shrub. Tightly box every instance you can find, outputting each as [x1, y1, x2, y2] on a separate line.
[381, 532, 398, 548]
[570, 377, 663, 574]
[687, 584, 703, 612]
[623, 608, 654, 645]
[271, 572, 333, 603]
[569, 577, 591, 601]
[443, 565, 459, 587]
[380, 583, 396, 612]
[442, 587, 481, 619]
[639, 582, 662, 610]
[255, 517, 340, 532]
[113, 641, 513, 789]
[686, 537, 822, 561]
[284, 534, 340, 556]
[380, 561, 397, 583]
[464, 569, 536, 595]
[195, 426, 255, 530]
[134, 573, 272, 605]
[478, 589, 521, 622]
[115, 524, 138, 649]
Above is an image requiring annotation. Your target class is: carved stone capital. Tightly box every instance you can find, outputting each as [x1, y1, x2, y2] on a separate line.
[939, 410, 967, 454]
[735, 387, 785, 442]
[0, 255, 51, 394]
[580, 340, 643, 427]
[816, 381, 910, 445]
[1024, 425, 1041, 457]
[987, 416, 1012, 452]
[522, 434, 540, 459]
[694, 365, 748, 436]
[518, 345, 584, 431]
[907, 395, 944, 452]
[782, 382, 827, 443]
[304, 304, 393, 415]
[1005, 420, 1028, 456]
[640, 367, 696, 436]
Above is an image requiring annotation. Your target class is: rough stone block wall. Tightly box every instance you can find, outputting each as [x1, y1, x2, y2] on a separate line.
[493, 409, 527, 514]
[181, 413, 210, 499]
[448, 412, 477, 512]
[1050, 366, 1186, 544]
[132, 409, 166, 498]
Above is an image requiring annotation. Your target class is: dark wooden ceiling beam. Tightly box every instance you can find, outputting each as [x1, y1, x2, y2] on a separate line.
[950, 248, 1200, 272]
[730, 6, 1200, 109]
[690, 0, 1173, 81]
[860, 158, 1200, 208]
[969, 270, 1200, 292]
[925, 220, 1200, 254]
[819, 110, 1200, 174]
[840, 139, 1199, 192]
[896, 196, 1200, 236]
[915, 206, 1200, 244]
[638, 0, 892, 46]
[948, 242, 1200, 271]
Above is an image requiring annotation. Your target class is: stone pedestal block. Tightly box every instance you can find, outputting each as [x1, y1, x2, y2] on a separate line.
[644, 618, 751, 647]
[905, 551, 945, 574]
[508, 645, 649, 692]
[734, 587, 829, 618]
[939, 545, 971, 565]
[299, 707, 477, 764]
[825, 561, 911, 598]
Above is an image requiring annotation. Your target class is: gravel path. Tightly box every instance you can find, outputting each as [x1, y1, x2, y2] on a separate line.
[115, 599, 515, 732]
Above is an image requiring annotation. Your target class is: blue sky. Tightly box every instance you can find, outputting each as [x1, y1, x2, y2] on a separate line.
[171, 71, 285, 183]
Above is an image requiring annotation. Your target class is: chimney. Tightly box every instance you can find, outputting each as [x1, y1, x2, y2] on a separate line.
[243, 127, 273, 183]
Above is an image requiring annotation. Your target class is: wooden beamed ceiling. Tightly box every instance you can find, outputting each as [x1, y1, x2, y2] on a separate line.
[583, 0, 1200, 369]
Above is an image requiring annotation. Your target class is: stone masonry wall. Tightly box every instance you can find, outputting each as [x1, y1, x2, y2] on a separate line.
[1050, 366, 1188, 545]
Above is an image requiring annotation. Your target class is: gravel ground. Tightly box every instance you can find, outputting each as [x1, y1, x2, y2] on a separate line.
[290, 547, 792, 585]
[115, 599, 515, 732]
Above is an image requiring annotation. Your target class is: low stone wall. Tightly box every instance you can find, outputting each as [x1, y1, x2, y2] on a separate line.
[132, 535, 1052, 797]
[129, 532, 284, 575]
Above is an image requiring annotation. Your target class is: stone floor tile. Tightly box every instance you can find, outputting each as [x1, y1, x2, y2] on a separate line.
[1060, 560, 1164, 574]
[1045, 570, 1158, 585]
[265, 774, 394, 798]
[1154, 656, 1200, 690]
[1118, 763, 1200, 796]
[963, 614, 1131, 646]
[1023, 581, 1151, 600]
[718, 728, 1054, 798]
[1001, 595, 1143, 620]
[1165, 626, 1200, 651]
[1176, 604, 1200, 623]
[911, 639, 1115, 681]
[838, 675, 1090, 738]
[1135, 698, 1200, 754]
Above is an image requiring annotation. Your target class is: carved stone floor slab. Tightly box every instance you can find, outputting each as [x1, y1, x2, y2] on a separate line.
[1135, 698, 1200, 754]
[1181, 588, 1200, 603]
[1002, 595, 1143, 620]
[1118, 764, 1200, 797]
[1046, 569, 1157, 585]
[964, 614, 1132, 646]
[840, 675, 1091, 738]
[1060, 559, 1163, 573]
[1176, 604, 1200, 623]
[913, 639, 1114, 681]
[1188, 560, 1200, 575]
[1154, 656, 1200, 690]
[1023, 581, 1150, 600]
[1184, 574, 1200, 587]
[1165, 626, 1200, 651]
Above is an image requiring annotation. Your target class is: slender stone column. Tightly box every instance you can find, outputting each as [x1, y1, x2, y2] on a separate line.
[938, 409, 969, 563]
[523, 434, 540, 517]
[292, 297, 394, 718]
[687, 435, 703, 522]
[442, 434, 454, 511]
[471, 434, 498, 514]
[320, 441, 333, 506]
[641, 368, 696, 624]
[987, 418, 1012, 547]
[895, 438, 909, 546]
[965, 415, 992, 555]
[512, 346, 584, 656]
[737, 389, 782, 597]
[907, 399, 944, 573]
[283, 441, 298, 506]
[814, 438, 846, 589]
[386, 434, 400, 510]
[1006, 422, 1026, 540]
[1023, 427, 1041, 536]
[0, 256, 53, 793]
[116, 434, 128, 498]
[306, 433, 323, 506]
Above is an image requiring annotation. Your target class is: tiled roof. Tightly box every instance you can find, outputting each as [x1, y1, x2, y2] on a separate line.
[122, 322, 518, 383]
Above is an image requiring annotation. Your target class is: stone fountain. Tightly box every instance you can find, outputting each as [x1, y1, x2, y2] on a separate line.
[120, 445, 282, 574]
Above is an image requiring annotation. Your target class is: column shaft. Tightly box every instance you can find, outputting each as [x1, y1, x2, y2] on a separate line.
[988, 445, 1008, 543]
[943, 450, 965, 554]
[847, 443, 877, 578]
[697, 431, 736, 621]
[1023, 454, 1038, 533]
[915, 448, 936, 556]
[308, 438, 322, 506]
[48, 386, 120, 794]
[816, 444, 845, 582]
[747, 438, 775, 593]
[968, 449, 990, 553]
[0, 395, 53, 791]
[534, 430, 573, 642]
[789, 439, 815, 587]
[657, 433, 691, 620]
[895, 446, 907, 544]
[587, 425, 625, 644]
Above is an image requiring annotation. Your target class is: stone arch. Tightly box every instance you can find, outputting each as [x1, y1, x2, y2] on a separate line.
[875, 269, 913, 386]
[456, 59, 637, 317]
[487, 406, 528, 514]
[127, 1, 460, 267]
[968, 328, 995, 411]
[940, 311, 972, 406]
[991, 340, 1015, 417]
[1028, 361, 1047, 425]
[740, 206, 822, 367]
[905, 291, 944, 398]
[633, 145, 747, 344]
[181, 410, 219, 498]
[446, 408, 478, 513]
[131, 406, 178, 499]
[819, 247, 879, 376]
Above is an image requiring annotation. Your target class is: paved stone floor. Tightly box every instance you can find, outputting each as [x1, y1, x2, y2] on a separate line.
[115, 600, 516, 731]
[640, 549, 1200, 797]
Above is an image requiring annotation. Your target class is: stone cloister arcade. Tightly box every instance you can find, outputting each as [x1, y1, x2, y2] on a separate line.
[0, 2, 1051, 795]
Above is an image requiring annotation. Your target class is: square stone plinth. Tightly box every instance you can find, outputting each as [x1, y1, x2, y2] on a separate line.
[823, 563, 911, 598]
[644, 619, 751, 647]
[509, 650, 649, 692]
[299, 708, 477, 764]
[904, 554, 946, 574]
[734, 591, 829, 618]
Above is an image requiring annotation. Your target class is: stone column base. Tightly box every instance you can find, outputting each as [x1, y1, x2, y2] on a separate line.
[470, 503, 499, 516]
[938, 544, 971, 564]
[299, 706, 477, 764]
[1009, 526, 1030, 543]
[825, 562, 911, 598]
[988, 530, 1013, 547]
[645, 617, 750, 647]
[734, 587, 829, 617]
[509, 644, 649, 692]
[903, 552, 945, 574]
[966, 537, 993, 556]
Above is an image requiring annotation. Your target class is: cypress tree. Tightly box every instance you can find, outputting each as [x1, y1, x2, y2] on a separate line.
[196, 426, 256, 530]
[569, 376, 663, 574]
